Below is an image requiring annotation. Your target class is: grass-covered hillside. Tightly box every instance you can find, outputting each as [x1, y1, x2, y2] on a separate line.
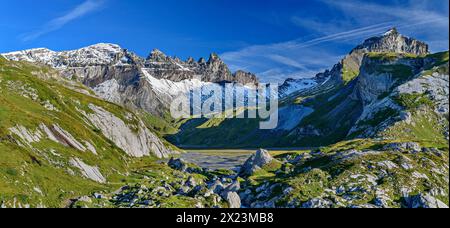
[0, 57, 180, 207]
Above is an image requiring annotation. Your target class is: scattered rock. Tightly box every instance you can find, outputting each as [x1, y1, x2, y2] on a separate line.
[208, 180, 224, 194]
[383, 142, 421, 153]
[377, 161, 399, 170]
[302, 198, 333, 208]
[405, 193, 449, 208]
[78, 196, 92, 203]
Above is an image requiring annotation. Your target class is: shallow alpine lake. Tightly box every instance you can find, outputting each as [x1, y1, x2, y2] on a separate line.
[180, 149, 310, 170]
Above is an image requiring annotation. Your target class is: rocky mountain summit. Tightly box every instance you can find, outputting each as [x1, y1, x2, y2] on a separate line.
[356, 28, 429, 56]
[279, 28, 431, 94]
[144, 49, 258, 84]
[2, 43, 135, 67]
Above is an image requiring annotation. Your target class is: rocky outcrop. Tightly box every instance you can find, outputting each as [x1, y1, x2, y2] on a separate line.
[69, 158, 106, 183]
[50, 124, 87, 152]
[84, 104, 174, 158]
[8, 124, 97, 154]
[232, 70, 259, 85]
[9, 125, 42, 147]
[349, 52, 448, 138]
[396, 70, 449, 116]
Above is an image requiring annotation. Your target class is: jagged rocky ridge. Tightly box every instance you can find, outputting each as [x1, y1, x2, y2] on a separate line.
[2, 44, 259, 116]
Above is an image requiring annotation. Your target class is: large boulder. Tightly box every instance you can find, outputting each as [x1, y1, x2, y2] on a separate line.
[225, 192, 241, 208]
[239, 149, 274, 176]
[168, 158, 188, 172]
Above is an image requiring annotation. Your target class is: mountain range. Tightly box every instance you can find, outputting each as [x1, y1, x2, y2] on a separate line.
[0, 28, 448, 208]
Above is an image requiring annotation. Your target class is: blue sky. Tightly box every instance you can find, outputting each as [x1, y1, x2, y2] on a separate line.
[0, 0, 448, 82]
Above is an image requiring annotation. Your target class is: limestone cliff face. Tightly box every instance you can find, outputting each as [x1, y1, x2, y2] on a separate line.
[84, 104, 174, 158]
[348, 52, 449, 138]
[355, 55, 428, 105]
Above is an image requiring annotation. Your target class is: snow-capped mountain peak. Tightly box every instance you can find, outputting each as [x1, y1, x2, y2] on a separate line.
[1, 43, 127, 68]
[1, 48, 56, 63]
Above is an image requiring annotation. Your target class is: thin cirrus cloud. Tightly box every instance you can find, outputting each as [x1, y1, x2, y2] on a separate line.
[323, 0, 449, 50]
[21, 0, 106, 42]
[221, 0, 449, 83]
[221, 22, 394, 83]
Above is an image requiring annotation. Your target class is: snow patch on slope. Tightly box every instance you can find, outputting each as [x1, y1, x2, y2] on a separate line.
[142, 68, 209, 98]
[279, 78, 318, 98]
[276, 105, 314, 131]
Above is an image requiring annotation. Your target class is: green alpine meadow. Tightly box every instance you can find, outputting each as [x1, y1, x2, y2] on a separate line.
[0, 0, 448, 209]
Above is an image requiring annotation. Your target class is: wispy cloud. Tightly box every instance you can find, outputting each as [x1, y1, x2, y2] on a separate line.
[221, 0, 449, 83]
[322, 0, 449, 51]
[221, 23, 393, 83]
[21, 0, 106, 41]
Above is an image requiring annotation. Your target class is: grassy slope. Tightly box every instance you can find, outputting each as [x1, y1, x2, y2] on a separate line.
[0, 58, 187, 207]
